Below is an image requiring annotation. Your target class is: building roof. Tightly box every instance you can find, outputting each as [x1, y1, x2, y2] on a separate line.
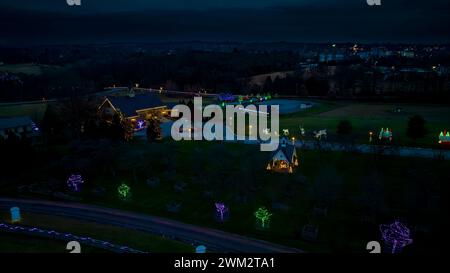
[106, 93, 165, 117]
[0, 116, 33, 130]
[270, 137, 296, 164]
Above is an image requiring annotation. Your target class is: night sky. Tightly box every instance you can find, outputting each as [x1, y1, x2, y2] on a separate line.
[0, 0, 449, 45]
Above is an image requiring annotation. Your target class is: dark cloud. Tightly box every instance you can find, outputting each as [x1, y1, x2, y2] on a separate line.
[0, 0, 448, 45]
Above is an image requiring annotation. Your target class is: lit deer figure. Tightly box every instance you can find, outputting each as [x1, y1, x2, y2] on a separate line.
[314, 129, 327, 140]
[367, 0, 381, 6]
[67, 0, 81, 6]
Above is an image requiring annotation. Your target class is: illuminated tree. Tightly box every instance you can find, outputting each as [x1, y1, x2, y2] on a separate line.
[439, 131, 450, 144]
[67, 174, 84, 192]
[118, 183, 131, 200]
[380, 221, 413, 254]
[379, 128, 393, 142]
[254, 207, 273, 229]
[215, 202, 229, 222]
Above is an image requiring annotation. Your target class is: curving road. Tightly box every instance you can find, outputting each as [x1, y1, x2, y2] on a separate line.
[0, 198, 303, 253]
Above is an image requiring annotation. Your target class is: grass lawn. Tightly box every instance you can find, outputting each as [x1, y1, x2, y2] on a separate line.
[279, 100, 450, 148]
[0, 63, 63, 76]
[0, 101, 49, 122]
[0, 63, 44, 76]
[16, 139, 443, 253]
[1, 104, 449, 253]
[0, 233, 107, 253]
[0, 212, 194, 253]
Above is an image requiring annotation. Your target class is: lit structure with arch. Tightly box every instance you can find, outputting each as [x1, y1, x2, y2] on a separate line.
[266, 137, 299, 174]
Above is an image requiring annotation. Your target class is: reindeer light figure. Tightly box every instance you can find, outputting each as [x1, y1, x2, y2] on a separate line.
[299, 126, 306, 136]
[314, 129, 327, 140]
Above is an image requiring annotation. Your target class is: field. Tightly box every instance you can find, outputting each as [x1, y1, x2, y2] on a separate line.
[0, 63, 44, 76]
[77, 142, 450, 253]
[0, 101, 50, 121]
[3, 139, 447, 253]
[1, 97, 449, 253]
[0, 63, 63, 76]
[279, 100, 450, 148]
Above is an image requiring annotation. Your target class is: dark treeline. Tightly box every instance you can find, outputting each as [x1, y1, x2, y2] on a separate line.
[1, 45, 450, 102]
[0, 47, 300, 101]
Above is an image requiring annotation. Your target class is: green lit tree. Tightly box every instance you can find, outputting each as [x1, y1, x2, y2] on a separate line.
[118, 183, 131, 200]
[254, 207, 273, 229]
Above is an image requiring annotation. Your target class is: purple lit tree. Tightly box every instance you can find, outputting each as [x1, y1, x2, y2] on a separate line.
[67, 174, 84, 192]
[215, 202, 229, 222]
[380, 220, 413, 254]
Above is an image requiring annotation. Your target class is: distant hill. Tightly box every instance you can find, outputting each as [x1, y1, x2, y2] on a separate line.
[247, 71, 295, 86]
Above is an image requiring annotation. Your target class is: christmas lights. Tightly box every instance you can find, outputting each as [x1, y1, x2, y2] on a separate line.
[10, 207, 20, 223]
[67, 174, 84, 192]
[439, 130, 450, 144]
[118, 183, 131, 200]
[379, 128, 393, 142]
[254, 207, 273, 229]
[380, 220, 413, 253]
[215, 202, 229, 222]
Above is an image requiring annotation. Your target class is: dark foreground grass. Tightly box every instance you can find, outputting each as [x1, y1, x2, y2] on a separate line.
[75, 140, 449, 253]
[2, 138, 448, 253]
[0, 233, 108, 253]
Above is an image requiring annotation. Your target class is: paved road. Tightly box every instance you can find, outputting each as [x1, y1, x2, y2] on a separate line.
[0, 198, 303, 253]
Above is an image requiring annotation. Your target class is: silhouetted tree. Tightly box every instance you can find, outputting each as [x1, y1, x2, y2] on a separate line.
[263, 76, 274, 92]
[337, 120, 353, 135]
[406, 115, 427, 141]
[146, 117, 162, 142]
[305, 77, 329, 96]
